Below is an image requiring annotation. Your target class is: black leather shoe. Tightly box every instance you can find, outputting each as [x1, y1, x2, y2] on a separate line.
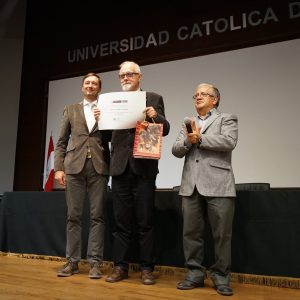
[57, 261, 79, 277]
[89, 262, 102, 279]
[214, 284, 233, 296]
[106, 266, 128, 283]
[176, 279, 204, 290]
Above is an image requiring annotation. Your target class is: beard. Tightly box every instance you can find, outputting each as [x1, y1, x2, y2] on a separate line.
[121, 83, 133, 91]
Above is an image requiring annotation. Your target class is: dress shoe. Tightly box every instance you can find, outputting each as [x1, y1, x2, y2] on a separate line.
[141, 269, 156, 285]
[106, 266, 128, 283]
[214, 284, 233, 296]
[57, 261, 79, 277]
[89, 262, 102, 279]
[176, 279, 204, 290]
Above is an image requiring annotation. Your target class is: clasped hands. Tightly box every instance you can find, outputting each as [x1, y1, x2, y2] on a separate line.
[187, 120, 201, 144]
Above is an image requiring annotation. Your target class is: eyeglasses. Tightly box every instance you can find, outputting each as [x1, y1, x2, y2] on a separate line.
[193, 92, 215, 99]
[118, 72, 139, 79]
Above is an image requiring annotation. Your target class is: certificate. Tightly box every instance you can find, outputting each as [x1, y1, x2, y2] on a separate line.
[97, 91, 146, 129]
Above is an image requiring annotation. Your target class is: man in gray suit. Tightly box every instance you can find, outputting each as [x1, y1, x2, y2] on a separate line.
[172, 83, 238, 296]
[54, 73, 110, 279]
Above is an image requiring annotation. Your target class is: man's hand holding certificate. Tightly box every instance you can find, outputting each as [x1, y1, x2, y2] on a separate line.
[97, 91, 146, 130]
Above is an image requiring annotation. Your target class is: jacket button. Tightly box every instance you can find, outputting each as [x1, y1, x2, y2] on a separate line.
[196, 160, 199, 163]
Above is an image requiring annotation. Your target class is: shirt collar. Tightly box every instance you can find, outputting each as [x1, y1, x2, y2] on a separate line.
[83, 99, 97, 106]
[197, 108, 216, 121]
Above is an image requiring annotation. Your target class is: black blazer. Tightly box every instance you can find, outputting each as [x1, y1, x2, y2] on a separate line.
[110, 91, 170, 176]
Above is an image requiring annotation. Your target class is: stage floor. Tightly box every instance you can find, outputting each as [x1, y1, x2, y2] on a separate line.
[0, 254, 299, 300]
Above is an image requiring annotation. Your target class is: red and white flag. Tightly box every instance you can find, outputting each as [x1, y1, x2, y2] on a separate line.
[43, 134, 54, 191]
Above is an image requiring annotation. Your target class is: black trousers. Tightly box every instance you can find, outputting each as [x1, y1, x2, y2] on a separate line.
[111, 165, 156, 272]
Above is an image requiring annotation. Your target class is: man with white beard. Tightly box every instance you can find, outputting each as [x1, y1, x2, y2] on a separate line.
[105, 61, 170, 285]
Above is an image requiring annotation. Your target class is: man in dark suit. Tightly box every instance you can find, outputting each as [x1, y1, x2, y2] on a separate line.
[105, 61, 170, 285]
[54, 73, 110, 279]
[172, 83, 238, 296]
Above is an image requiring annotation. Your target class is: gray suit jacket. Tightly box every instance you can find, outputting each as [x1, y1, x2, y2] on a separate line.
[54, 102, 110, 175]
[172, 109, 238, 197]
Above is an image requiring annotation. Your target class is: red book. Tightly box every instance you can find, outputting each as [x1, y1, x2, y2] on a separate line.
[133, 121, 163, 160]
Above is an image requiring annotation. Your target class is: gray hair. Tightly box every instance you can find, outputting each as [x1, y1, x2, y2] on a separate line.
[119, 61, 141, 74]
[197, 83, 220, 107]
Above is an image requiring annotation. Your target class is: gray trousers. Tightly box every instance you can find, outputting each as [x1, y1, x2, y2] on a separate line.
[182, 189, 235, 285]
[65, 158, 107, 265]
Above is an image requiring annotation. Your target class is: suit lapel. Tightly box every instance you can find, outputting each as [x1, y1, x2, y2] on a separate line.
[90, 122, 98, 133]
[77, 102, 89, 132]
[202, 110, 220, 133]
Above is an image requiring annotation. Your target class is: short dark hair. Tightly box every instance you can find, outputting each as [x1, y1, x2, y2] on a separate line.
[82, 73, 102, 88]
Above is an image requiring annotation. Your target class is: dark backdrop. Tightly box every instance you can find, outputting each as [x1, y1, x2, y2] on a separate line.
[1, 190, 300, 278]
[15, 0, 300, 190]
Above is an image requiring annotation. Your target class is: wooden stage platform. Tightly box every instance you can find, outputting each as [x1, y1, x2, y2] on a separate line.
[0, 253, 299, 300]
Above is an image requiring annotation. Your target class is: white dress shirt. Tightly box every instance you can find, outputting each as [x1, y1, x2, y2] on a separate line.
[83, 99, 97, 132]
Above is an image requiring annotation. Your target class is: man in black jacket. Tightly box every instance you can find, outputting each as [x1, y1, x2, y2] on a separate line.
[106, 61, 170, 285]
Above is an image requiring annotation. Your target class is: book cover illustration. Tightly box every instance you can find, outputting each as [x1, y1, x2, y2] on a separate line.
[133, 121, 163, 160]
